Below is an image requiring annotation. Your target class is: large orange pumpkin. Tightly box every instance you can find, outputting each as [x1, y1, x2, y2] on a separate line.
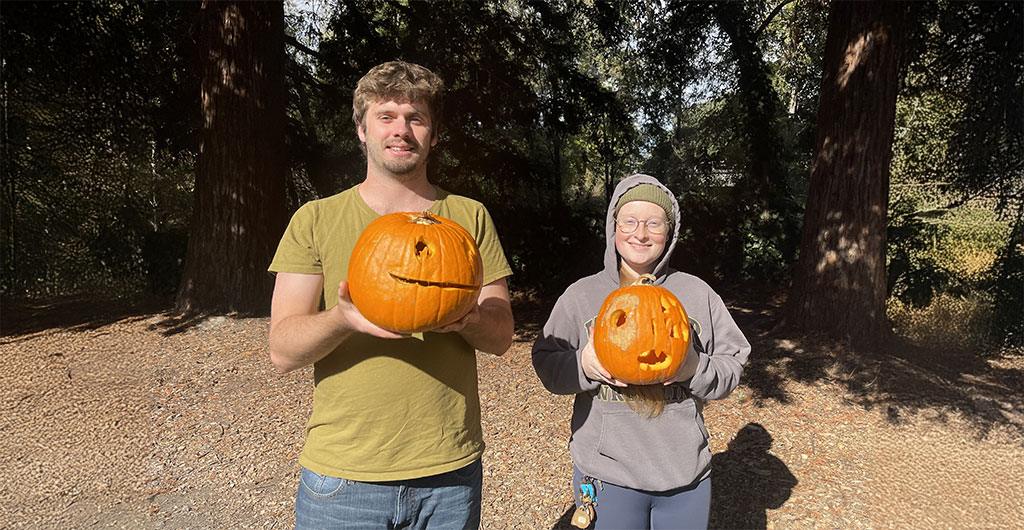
[348, 211, 483, 333]
[593, 274, 691, 385]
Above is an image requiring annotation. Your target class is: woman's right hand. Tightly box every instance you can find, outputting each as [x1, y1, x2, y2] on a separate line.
[580, 325, 626, 387]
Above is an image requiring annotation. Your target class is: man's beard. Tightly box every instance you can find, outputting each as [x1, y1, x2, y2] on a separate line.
[380, 156, 421, 178]
[366, 141, 428, 179]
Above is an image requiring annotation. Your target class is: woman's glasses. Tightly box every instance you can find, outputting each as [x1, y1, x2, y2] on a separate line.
[616, 216, 667, 235]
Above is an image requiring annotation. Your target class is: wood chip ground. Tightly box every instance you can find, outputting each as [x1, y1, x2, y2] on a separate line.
[1, 296, 1021, 529]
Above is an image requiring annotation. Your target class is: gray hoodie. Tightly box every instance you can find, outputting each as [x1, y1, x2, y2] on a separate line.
[531, 173, 751, 492]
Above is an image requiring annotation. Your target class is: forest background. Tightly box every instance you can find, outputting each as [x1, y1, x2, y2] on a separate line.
[1, 0, 1021, 354]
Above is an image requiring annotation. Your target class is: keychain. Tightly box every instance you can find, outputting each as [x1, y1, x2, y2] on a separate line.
[571, 476, 601, 529]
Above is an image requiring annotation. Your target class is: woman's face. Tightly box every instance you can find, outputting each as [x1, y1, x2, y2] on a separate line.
[615, 200, 669, 278]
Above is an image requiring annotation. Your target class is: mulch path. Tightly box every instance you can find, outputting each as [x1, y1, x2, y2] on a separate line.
[1, 294, 1022, 529]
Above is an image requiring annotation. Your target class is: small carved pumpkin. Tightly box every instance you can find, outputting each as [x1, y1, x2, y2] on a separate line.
[593, 274, 691, 385]
[348, 211, 483, 333]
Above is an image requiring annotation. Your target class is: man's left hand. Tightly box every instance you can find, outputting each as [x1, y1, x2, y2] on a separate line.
[430, 304, 481, 333]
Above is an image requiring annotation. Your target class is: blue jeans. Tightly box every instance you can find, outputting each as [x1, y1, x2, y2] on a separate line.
[295, 459, 482, 530]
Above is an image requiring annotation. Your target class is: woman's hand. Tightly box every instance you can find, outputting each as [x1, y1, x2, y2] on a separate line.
[663, 342, 700, 385]
[581, 325, 627, 387]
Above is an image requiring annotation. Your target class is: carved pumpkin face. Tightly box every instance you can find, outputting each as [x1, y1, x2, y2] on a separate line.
[593, 274, 691, 385]
[348, 212, 483, 333]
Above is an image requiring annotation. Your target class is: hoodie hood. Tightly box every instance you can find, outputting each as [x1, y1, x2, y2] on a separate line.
[602, 174, 681, 284]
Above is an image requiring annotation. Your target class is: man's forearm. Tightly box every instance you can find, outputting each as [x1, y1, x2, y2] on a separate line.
[269, 308, 352, 373]
[459, 303, 514, 355]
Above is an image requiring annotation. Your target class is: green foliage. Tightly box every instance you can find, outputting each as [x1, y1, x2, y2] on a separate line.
[936, 2, 1023, 210]
[890, 91, 961, 188]
[887, 192, 1014, 351]
[1, 1, 199, 298]
[3, 0, 1019, 348]
[987, 218, 1023, 350]
[887, 0, 1023, 349]
[637, 0, 829, 283]
[889, 204, 1009, 297]
[495, 199, 605, 296]
[284, 0, 638, 293]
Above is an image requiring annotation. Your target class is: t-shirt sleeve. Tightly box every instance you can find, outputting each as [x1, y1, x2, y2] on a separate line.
[268, 202, 323, 275]
[475, 206, 513, 286]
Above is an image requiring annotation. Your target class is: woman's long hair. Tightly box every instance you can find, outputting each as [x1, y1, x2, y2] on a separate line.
[620, 384, 666, 417]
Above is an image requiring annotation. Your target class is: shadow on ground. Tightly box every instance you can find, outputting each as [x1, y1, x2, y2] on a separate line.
[0, 293, 273, 339]
[550, 507, 575, 530]
[725, 290, 1024, 443]
[8, 287, 1021, 442]
[147, 311, 222, 336]
[0, 294, 171, 339]
[547, 423, 795, 530]
[518, 285, 1024, 448]
[709, 423, 797, 530]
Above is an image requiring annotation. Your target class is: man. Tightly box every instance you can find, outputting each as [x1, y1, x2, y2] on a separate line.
[268, 61, 514, 529]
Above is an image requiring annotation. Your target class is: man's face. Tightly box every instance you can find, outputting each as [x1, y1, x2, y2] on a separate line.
[358, 99, 436, 179]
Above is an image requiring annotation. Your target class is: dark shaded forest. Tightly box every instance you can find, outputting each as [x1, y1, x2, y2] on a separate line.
[1, 0, 1021, 352]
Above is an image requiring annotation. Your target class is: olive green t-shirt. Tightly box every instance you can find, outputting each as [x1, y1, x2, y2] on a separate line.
[268, 185, 512, 481]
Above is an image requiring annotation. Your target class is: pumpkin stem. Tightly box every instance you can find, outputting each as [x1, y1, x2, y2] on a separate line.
[411, 212, 442, 225]
[633, 273, 657, 286]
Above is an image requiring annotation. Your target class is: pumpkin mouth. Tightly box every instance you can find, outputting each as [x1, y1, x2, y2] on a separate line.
[637, 350, 672, 371]
[389, 272, 479, 290]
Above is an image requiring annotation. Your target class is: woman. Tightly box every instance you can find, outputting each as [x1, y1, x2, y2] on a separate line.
[532, 174, 751, 529]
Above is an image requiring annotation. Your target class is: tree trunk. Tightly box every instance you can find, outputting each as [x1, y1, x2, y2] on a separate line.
[176, 0, 286, 315]
[785, 1, 904, 348]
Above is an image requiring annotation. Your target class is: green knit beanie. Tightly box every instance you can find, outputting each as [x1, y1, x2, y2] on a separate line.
[614, 184, 675, 228]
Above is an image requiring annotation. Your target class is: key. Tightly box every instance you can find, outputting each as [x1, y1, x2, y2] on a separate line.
[571, 498, 594, 528]
[572, 476, 600, 528]
[571, 504, 592, 528]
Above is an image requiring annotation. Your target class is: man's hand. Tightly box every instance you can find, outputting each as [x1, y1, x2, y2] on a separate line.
[333, 281, 410, 339]
[581, 325, 626, 387]
[269, 273, 406, 373]
[433, 279, 513, 355]
[429, 303, 481, 334]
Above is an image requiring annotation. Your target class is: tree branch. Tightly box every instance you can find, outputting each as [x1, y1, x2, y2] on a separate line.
[754, 0, 800, 40]
[285, 34, 321, 61]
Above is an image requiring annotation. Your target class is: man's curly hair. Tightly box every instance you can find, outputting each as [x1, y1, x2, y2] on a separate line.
[352, 61, 445, 138]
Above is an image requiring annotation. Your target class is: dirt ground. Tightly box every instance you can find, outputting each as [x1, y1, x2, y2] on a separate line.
[1, 294, 1022, 529]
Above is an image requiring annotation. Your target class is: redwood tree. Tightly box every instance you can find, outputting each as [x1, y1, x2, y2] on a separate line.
[176, 0, 286, 314]
[786, 1, 905, 348]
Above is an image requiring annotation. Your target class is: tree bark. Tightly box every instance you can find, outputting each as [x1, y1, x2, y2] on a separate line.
[785, 1, 904, 348]
[176, 0, 286, 315]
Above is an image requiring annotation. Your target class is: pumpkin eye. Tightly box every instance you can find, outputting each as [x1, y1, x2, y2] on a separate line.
[415, 237, 433, 259]
[612, 310, 628, 327]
